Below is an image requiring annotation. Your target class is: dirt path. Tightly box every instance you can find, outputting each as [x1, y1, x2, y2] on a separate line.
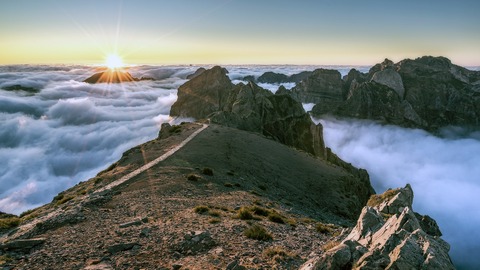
[1, 123, 208, 242]
[94, 123, 208, 194]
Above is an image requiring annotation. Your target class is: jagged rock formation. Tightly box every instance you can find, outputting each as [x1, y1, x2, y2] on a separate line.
[293, 56, 480, 130]
[244, 71, 313, 84]
[292, 69, 345, 115]
[301, 184, 454, 269]
[170, 66, 326, 157]
[83, 70, 141, 84]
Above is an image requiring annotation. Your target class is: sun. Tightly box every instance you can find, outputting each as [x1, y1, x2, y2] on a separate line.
[105, 54, 124, 70]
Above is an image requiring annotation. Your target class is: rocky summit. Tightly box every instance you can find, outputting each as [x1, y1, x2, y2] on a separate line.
[0, 65, 455, 269]
[171, 66, 325, 157]
[83, 69, 142, 84]
[290, 56, 480, 130]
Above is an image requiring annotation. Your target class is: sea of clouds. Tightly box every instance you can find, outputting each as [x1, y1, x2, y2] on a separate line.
[0, 64, 479, 268]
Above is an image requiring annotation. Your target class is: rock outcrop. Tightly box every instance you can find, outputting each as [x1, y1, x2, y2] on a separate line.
[250, 71, 313, 84]
[83, 70, 141, 84]
[186, 67, 206, 80]
[302, 184, 454, 269]
[170, 66, 326, 157]
[298, 56, 480, 130]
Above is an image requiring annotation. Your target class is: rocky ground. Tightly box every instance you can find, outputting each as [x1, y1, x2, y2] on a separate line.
[1, 123, 371, 269]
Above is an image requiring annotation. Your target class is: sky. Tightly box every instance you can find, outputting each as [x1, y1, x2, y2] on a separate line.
[0, 0, 479, 66]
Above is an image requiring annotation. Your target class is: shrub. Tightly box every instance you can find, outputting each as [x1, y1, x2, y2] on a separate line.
[367, 189, 398, 207]
[268, 212, 285, 224]
[316, 223, 334, 234]
[244, 225, 272, 241]
[322, 240, 340, 251]
[251, 206, 270, 216]
[55, 195, 74, 206]
[264, 246, 294, 259]
[208, 218, 221, 224]
[237, 207, 253, 220]
[258, 184, 267, 191]
[187, 174, 200, 181]
[194, 205, 210, 214]
[0, 217, 20, 231]
[208, 210, 221, 217]
[202, 167, 214, 176]
[169, 125, 182, 133]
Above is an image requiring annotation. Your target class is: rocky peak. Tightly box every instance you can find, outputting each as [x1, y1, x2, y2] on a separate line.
[83, 70, 140, 84]
[170, 66, 326, 157]
[291, 68, 344, 113]
[302, 184, 454, 269]
[170, 66, 234, 119]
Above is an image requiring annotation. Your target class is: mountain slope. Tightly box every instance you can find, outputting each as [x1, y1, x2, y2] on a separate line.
[0, 122, 374, 269]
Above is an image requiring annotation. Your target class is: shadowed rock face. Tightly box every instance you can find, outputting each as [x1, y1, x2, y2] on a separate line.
[83, 70, 140, 84]
[302, 184, 454, 270]
[298, 56, 480, 130]
[170, 66, 326, 157]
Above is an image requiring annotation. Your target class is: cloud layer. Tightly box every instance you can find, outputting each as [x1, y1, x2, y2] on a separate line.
[1, 64, 477, 268]
[0, 65, 188, 215]
[317, 117, 480, 269]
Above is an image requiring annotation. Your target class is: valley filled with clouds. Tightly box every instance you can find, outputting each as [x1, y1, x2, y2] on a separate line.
[1, 65, 479, 267]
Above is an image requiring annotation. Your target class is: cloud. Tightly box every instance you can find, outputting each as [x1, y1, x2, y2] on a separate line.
[0, 66, 179, 215]
[316, 117, 480, 269]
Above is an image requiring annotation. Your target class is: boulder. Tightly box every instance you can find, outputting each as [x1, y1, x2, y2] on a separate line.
[302, 184, 455, 269]
[176, 231, 216, 255]
[0, 238, 46, 252]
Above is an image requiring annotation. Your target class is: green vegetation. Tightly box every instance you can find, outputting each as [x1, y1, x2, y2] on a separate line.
[169, 125, 182, 133]
[367, 189, 399, 207]
[258, 184, 267, 191]
[194, 205, 222, 218]
[264, 246, 295, 260]
[194, 205, 210, 214]
[251, 206, 270, 216]
[267, 212, 285, 224]
[236, 207, 254, 220]
[208, 210, 221, 217]
[187, 174, 200, 181]
[55, 195, 74, 206]
[208, 218, 221, 224]
[202, 167, 214, 176]
[244, 224, 273, 240]
[224, 183, 233, 188]
[322, 240, 340, 251]
[0, 216, 20, 231]
[316, 223, 335, 234]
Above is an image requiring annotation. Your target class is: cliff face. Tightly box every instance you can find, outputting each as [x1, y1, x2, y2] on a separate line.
[293, 56, 480, 130]
[171, 66, 325, 157]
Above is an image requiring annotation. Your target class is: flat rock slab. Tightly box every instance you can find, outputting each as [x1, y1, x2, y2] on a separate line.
[0, 238, 46, 251]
